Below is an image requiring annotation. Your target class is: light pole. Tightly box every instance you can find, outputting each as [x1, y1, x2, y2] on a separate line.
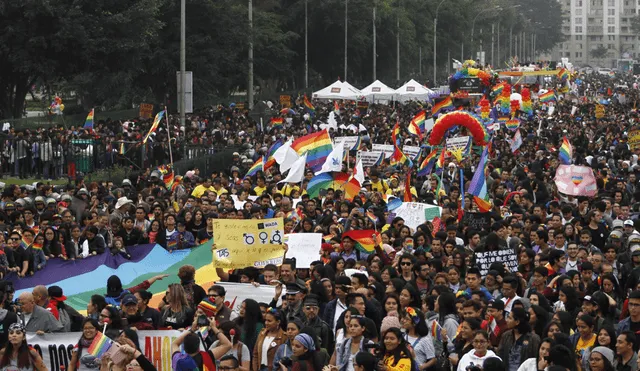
[433, 0, 447, 85]
[471, 7, 499, 62]
[396, 4, 400, 81]
[373, 0, 376, 80]
[304, 0, 308, 89]
[179, 0, 185, 126]
[248, 0, 254, 109]
[344, 0, 348, 81]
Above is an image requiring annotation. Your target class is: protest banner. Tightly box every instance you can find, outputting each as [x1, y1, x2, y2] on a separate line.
[466, 212, 492, 232]
[554, 165, 597, 197]
[372, 144, 395, 158]
[335, 136, 360, 151]
[356, 151, 384, 167]
[403, 145, 421, 159]
[446, 136, 472, 156]
[284, 233, 322, 268]
[629, 128, 640, 151]
[216, 282, 279, 312]
[213, 218, 285, 268]
[27, 330, 182, 371]
[394, 202, 442, 230]
[474, 248, 519, 276]
[139, 103, 153, 119]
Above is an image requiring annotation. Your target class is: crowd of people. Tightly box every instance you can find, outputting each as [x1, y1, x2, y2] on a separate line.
[0, 64, 639, 371]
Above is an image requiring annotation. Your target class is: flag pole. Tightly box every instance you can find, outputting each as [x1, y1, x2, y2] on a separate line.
[164, 106, 174, 166]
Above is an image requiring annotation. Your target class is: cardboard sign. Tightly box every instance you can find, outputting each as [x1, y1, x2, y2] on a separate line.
[372, 144, 395, 158]
[283, 233, 321, 268]
[139, 103, 154, 119]
[474, 248, 519, 276]
[446, 136, 472, 156]
[394, 202, 442, 230]
[280, 95, 292, 108]
[403, 145, 421, 159]
[629, 128, 640, 151]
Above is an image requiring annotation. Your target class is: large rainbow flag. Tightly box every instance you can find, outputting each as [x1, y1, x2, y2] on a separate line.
[9, 241, 216, 312]
[291, 129, 333, 173]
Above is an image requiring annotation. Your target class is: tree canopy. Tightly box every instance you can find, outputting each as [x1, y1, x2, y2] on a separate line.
[0, 0, 564, 119]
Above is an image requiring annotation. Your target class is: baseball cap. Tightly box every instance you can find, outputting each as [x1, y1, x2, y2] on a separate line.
[582, 295, 596, 305]
[613, 219, 624, 229]
[121, 294, 138, 306]
[625, 220, 635, 227]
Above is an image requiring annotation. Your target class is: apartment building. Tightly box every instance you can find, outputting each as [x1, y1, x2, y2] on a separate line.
[549, 0, 639, 67]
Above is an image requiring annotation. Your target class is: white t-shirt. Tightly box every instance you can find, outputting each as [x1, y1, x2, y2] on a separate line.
[211, 341, 250, 366]
[262, 336, 275, 367]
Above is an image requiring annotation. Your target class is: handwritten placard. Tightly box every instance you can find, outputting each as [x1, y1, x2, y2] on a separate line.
[283, 233, 321, 268]
[212, 218, 285, 268]
[474, 248, 519, 276]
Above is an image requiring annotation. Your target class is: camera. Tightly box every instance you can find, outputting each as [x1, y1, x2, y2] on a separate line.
[280, 357, 293, 367]
[197, 314, 209, 326]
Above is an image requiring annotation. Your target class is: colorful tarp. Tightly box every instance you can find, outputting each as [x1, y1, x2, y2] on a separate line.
[10, 241, 216, 311]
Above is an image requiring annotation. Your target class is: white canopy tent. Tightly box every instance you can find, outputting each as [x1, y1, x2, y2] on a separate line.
[312, 80, 361, 100]
[361, 80, 396, 103]
[394, 79, 434, 103]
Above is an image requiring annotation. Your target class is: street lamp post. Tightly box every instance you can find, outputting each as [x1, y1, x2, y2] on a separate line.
[344, 0, 348, 81]
[471, 7, 498, 62]
[304, 0, 308, 89]
[433, 0, 447, 86]
[373, 1, 376, 80]
[180, 0, 186, 126]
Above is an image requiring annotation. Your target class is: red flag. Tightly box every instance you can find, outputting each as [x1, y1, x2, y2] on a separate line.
[404, 171, 412, 202]
[431, 217, 442, 237]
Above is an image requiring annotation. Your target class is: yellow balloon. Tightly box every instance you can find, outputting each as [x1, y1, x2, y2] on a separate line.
[59, 104, 65, 111]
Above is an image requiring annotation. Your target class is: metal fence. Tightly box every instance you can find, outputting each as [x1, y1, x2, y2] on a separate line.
[4, 109, 139, 130]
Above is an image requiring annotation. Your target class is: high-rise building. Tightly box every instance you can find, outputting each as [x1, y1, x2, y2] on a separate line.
[549, 0, 638, 67]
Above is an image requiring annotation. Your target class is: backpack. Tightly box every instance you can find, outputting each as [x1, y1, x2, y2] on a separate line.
[58, 306, 71, 332]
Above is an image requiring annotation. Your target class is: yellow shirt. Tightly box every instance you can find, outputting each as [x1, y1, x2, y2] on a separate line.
[371, 179, 388, 193]
[383, 354, 412, 371]
[191, 185, 215, 198]
[575, 334, 596, 360]
[254, 185, 267, 196]
[280, 184, 300, 197]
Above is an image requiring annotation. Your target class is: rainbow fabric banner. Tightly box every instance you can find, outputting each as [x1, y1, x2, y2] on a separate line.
[539, 91, 556, 103]
[88, 332, 113, 357]
[9, 241, 216, 311]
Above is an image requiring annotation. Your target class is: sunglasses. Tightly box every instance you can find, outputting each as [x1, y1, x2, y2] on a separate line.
[401, 262, 413, 266]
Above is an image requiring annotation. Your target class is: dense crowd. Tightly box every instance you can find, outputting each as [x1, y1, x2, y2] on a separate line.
[0, 67, 639, 371]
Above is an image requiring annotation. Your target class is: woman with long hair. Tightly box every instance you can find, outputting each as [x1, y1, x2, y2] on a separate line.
[457, 330, 500, 371]
[517, 337, 555, 371]
[379, 328, 415, 371]
[383, 294, 400, 317]
[134, 290, 161, 329]
[435, 292, 460, 356]
[597, 274, 622, 309]
[450, 318, 482, 368]
[43, 227, 66, 259]
[497, 307, 541, 371]
[529, 304, 551, 338]
[252, 308, 286, 371]
[518, 248, 536, 281]
[0, 323, 46, 371]
[557, 286, 580, 317]
[69, 319, 101, 371]
[588, 346, 616, 371]
[333, 316, 374, 371]
[334, 308, 360, 349]
[401, 307, 436, 371]
[398, 284, 421, 311]
[99, 305, 124, 332]
[234, 299, 264, 358]
[160, 283, 194, 329]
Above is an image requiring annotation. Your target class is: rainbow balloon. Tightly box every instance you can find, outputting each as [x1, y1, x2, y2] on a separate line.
[428, 111, 490, 146]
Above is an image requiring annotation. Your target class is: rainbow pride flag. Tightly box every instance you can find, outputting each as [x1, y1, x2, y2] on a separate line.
[431, 96, 453, 116]
[491, 83, 504, 96]
[88, 332, 113, 358]
[84, 109, 95, 131]
[270, 117, 284, 130]
[558, 68, 569, 81]
[303, 95, 315, 117]
[392, 121, 401, 146]
[408, 120, 422, 140]
[417, 149, 438, 177]
[411, 110, 426, 132]
[291, 129, 333, 173]
[245, 156, 264, 178]
[167, 239, 178, 250]
[435, 147, 446, 175]
[264, 140, 283, 170]
[391, 145, 413, 169]
[431, 321, 442, 341]
[559, 136, 572, 165]
[468, 146, 492, 212]
[143, 110, 165, 144]
[342, 230, 382, 253]
[32, 243, 43, 250]
[366, 211, 378, 225]
[539, 91, 556, 103]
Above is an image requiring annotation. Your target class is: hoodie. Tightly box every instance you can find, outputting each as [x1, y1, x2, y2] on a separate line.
[457, 349, 500, 371]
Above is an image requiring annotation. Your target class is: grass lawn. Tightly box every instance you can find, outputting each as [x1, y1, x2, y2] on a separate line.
[1, 177, 69, 186]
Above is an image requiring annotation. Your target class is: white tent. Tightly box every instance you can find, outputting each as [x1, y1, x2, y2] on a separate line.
[312, 80, 361, 100]
[394, 79, 434, 103]
[361, 80, 396, 103]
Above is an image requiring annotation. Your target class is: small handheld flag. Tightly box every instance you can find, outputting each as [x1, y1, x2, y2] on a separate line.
[559, 136, 573, 165]
[143, 110, 165, 143]
[84, 109, 95, 131]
